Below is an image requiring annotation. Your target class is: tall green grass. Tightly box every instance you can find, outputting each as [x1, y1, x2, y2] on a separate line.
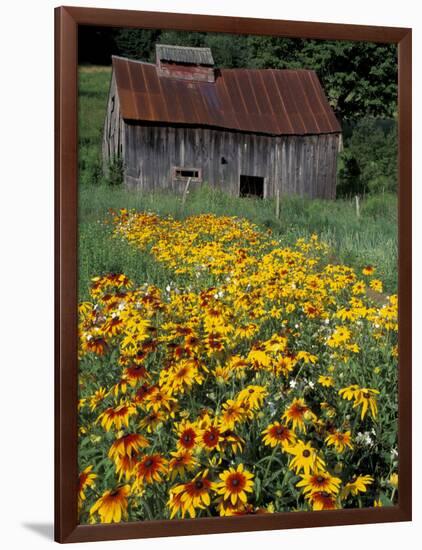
[78, 66, 112, 186]
[78, 185, 397, 300]
[77, 65, 398, 301]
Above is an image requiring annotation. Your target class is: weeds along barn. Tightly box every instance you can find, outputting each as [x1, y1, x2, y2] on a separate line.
[103, 44, 342, 198]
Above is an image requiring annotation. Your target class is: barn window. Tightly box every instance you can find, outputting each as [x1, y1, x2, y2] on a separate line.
[240, 175, 264, 198]
[173, 167, 202, 181]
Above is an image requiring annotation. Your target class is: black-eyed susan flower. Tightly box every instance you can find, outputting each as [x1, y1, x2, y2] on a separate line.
[216, 464, 254, 506]
[353, 388, 379, 420]
[168, 449, 198, 481]
[325, 430, 353, 453]
[110, 378, 128, 398]
[226, 355, 249, 379]
[169, 470, 216, 518]
[108, 433, 149, 462]
[220, 429, 245, 454]
[205, 331, 225, 355]
[342, 474, 374, 497]
[352, 281, 366, 295]
[389, 473, 398, 488]
[139, 410, 166, 433]
[370, 279, 383, 293]
[237, 385, 267, 410]
[175, 420, 199, 451]
[327, 326, 352, 348]
[97, 401, 136, 432]
[262, 421, 296, 450]
[362, 265, 375, 276]
[133, 454, 167, 486]
[274, 355, 296, 376]
[160, 360, 203, 395]
[134, 383, 153, 404]
[338, 384, 361, 401]
[296, 470, 341, 496]
[78, 398, 87, 411]
[144, 386, 177, 413]
[307, 490, 338, 510]
[215, 497, 269, 516]
[215, 496, 246, 516]
[167, 488, 185, 519]
[220, 399, 246, 430]
[102, 315, 124, 336]
[235, 323, 258, 340]
[282, 398, 309, 432]
[247, 348, 272, 369]
[264, 334, 288, 353]
[287, 440, 325, 475]
[89, 485, 130, 523]
[84, 336, 108, 356]
[78, 465, 97, 503]
[214, 365, 232, 383]
[198, 418, 222, 452]
[124, 364, 148, 386]
[318, 375, 334, 388]
[113, 453, 139, 481]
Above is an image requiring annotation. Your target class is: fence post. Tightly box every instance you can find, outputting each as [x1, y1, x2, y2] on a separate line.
[181, 177, 191, 210]
[355, 195, 360, 218]
[275, 188, 280, 219]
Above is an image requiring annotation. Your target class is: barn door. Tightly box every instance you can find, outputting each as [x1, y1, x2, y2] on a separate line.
[239, 175, 264, 198]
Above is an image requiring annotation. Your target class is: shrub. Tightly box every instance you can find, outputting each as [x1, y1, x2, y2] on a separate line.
[337, 118, 397, 197]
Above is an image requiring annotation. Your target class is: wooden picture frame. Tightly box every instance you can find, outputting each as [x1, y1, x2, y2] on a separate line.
[55, 5, 412, 543]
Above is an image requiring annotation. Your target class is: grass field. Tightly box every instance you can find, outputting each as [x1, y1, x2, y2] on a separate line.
[78, 66, 397, 301]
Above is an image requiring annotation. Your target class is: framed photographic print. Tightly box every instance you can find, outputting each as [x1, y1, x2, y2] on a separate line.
[55, 5, 412, 543]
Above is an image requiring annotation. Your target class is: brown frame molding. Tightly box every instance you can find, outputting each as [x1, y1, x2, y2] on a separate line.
[55, 5, 412, 543]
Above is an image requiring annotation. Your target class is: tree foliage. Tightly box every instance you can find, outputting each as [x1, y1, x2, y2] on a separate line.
[337, 119, 397, 197]
[79, 27, 397, 121]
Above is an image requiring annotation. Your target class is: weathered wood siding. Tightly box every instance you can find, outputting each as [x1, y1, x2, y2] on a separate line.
[120, 123, 340, 199]
[102, 72, 124, 174]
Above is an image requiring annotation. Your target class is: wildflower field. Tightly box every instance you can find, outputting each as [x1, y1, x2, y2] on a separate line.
[78, 206, 398, 523]
[77, 65, 398, 524]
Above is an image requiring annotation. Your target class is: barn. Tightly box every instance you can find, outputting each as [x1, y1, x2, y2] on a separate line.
[103, 44, 342, 199]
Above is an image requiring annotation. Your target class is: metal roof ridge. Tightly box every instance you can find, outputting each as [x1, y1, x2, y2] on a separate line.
[157, 44, 212, 51]
[111, 55, 155, 67]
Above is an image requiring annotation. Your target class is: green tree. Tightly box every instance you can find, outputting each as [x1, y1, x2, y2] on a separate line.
[245, 37, 397, 121]
[112, 29, 161, 61]
[297, 40, 397, 121]
[338, 119, 397, 196]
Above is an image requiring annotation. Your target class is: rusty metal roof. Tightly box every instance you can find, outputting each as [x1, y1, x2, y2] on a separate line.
[112, 56, 341, 136]
[156, 44, 214, 66]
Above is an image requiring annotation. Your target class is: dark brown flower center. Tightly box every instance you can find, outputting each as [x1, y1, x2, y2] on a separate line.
[231, 478, 240, 487]
[303, 450, 311, 457]
[144, 459, 153, 468]
[320, 491, 330, 498]
[316, 476, 325, 483]
[275, 427, 285, 436]
[195, 480, 204, 490]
